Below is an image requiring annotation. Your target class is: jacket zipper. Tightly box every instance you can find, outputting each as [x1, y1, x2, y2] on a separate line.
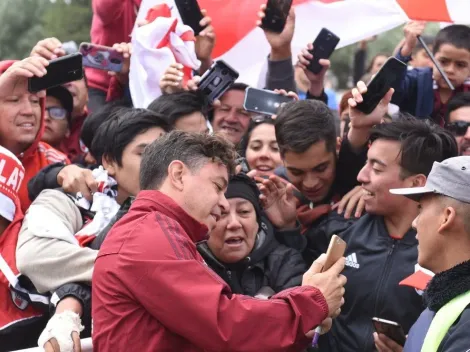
[361, 240, 397, 351]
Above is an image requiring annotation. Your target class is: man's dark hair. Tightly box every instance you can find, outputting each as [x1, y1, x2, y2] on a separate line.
[147, 91, 209, 127]
[81, 100, 132, 153]
[446, 92, 470, 120]
[274, 100, 337, 156]
[140, 131, 237, 190]
[370, 117, 458, 178]
[433, 25, 470, 55]
[91, 108, 171, 166]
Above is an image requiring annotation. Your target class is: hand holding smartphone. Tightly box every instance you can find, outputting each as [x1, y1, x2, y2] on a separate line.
[175, 0, 205, 35]
[312, 235, 347, 346]
[260, 0, 293, 33]
[355, 57, 407, 114]
[372, 317, 406, 346]
[307, 28, 340, 74]
[28, 53, 83, 93]
[197, 60, 239, 104]
[243, 88, 295, 116]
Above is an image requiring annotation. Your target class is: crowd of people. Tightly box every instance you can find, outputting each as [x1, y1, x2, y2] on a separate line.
[1, 1, 470, 352]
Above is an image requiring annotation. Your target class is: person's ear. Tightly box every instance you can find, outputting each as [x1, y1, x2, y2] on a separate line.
[65, 127, 71, 139]
[410, 174, 426, 188]
[167, 160, 186, 191]
[336, 137, 342, 154]
[438, 206, 457, 234]
[102, 155, 117, 176]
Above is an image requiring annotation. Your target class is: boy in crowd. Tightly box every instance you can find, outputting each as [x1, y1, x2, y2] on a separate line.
[42, 86, 74, 150]
[393, 23, 470, 125]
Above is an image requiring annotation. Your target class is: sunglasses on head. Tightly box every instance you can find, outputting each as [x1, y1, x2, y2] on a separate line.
[446, 121, 470, 136]
[46, 107, 68, 120]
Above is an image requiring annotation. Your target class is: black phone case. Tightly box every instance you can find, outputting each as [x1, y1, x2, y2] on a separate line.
[198, 60, 239, 104]
[175, 0, 204, 36]
[28, 53, 83, 93]
[243, 88, 294, 116]
[261, 0, 293, 33]
[355, 57, 407, 114]
[373, 321, 406, 346]
[307, 28, 340, 74]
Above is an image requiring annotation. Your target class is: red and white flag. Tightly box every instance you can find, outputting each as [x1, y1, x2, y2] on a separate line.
[132, 0, 470, 91]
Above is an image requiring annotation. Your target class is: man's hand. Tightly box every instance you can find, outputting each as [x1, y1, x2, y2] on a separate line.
[297, 43, 330, 97]
[108, 42, 132, 85]
[257, 4, 295, 61]
[195, 9, 215, 74]
[401, 21, 426, 57]
[0, 57, 49, 99]
[302, 254, 347, 317]
[347, 81, 394, 149]
[57, 165, 98, 201]
[257, 174, 297, 229]
[374, 332, 404, 352]
[160, 63, 185, 94]
[331, 185, 365, 219]
[31, 37, 66, 60]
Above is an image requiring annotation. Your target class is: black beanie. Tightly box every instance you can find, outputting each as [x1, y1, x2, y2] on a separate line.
[225, 173, 262, 220]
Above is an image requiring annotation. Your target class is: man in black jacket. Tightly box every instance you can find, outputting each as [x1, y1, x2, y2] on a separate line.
[264, 83, 458, 351]
[374, 156, 470, 352]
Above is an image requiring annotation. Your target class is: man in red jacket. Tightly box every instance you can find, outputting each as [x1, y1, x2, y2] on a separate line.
[92, 131, 347, 352]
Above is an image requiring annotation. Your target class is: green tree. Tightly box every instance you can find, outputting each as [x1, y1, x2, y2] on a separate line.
[0, 0, 48, 60]
[42, 0, 92, 45]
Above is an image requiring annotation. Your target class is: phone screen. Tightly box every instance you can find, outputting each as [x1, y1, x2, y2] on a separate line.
[243, 88, 294, 116]
[355, 57, 407, 114]
[28, 53, 83, 93]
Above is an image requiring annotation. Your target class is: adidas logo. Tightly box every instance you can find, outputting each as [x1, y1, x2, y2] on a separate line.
[345, 253, 360, 269]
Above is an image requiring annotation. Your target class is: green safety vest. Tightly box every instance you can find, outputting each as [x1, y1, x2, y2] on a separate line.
[421, 290, 470, 352]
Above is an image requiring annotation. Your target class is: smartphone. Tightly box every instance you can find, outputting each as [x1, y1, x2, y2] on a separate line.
[243, 88, 295, 116]
[261, 0, 293, 33]
[355, 57, 407, 114]
[79, 43, 124, 72]
[28, 53, 83, 93]
[372, 317, 406, 346]
[307, 28, 340, 74]
[175, 0, 205, 36]
[323, 235, 347, 272]
[198, 60, 239, 104]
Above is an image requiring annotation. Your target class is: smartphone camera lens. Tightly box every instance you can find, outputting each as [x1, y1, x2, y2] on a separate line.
[326, 34, 332, 41]
[221, 69, 228, 76]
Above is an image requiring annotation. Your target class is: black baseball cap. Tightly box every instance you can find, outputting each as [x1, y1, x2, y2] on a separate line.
[46, 86, 74, 118]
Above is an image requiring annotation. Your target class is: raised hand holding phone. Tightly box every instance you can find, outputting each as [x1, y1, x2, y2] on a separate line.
[257, 3, 295, 61]
[0, 57, 49, 98]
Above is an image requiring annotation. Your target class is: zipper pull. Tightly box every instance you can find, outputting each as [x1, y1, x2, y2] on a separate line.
[388, 242, 396, 255]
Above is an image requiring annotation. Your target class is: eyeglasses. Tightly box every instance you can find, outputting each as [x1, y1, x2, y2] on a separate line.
[446, 121, 470, 136]
[46, 107, 68, 120]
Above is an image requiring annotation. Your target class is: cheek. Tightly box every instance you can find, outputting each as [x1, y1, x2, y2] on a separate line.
[245, 149, 257, 165]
